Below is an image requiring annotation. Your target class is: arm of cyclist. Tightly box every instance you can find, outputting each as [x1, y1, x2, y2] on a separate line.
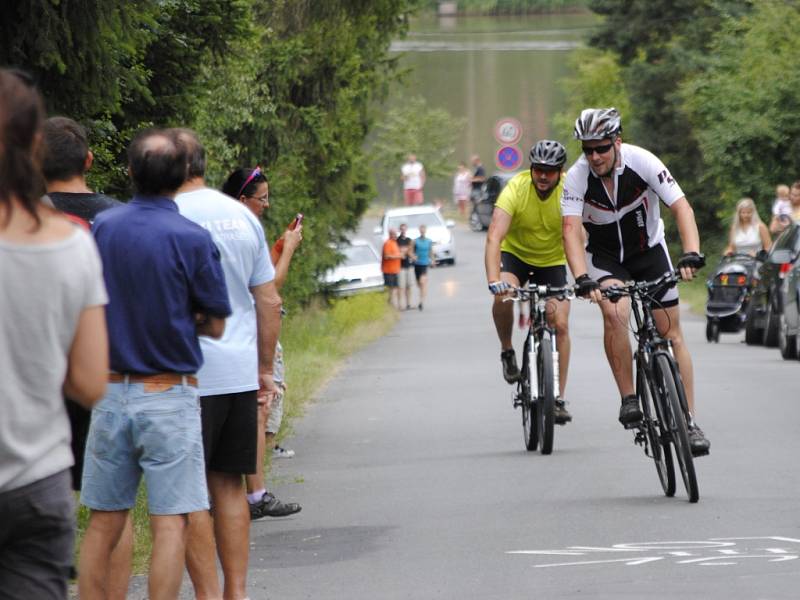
[562, 215, 602, 303]
[485, 207, 513, 295]
[670, 197, 703, 281]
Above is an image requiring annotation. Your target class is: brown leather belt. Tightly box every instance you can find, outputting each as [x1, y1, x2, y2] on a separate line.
[109, 373, 198, 390]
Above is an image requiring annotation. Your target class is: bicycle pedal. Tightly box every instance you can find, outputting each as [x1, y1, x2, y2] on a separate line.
[622, 420, 642, 430]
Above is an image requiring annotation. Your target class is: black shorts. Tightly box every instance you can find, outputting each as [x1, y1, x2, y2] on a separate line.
[414, 264, 429, 281]
[586, 239, 678, 307]
[200, 391, 258, 474]
[383, 273, 398, 287]
[66, 397, 90, 491]
[500, 251, 567, 287]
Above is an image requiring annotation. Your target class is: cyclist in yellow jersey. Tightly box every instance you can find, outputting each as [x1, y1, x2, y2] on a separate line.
[485, 140, 572, 424]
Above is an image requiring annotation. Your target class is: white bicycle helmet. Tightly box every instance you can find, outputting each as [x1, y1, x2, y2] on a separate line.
[529, 140, 567, 168]
[573, 107, 622, 141]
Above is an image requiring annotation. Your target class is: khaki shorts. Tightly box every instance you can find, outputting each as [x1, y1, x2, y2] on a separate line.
[398, 267, 413, 289]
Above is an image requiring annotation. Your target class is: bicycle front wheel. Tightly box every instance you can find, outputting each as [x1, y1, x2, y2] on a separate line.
[638, 360, 675, 497]
[537, 331, 556, 455]
[520, 336, 538, 451]
[654, 354, 699, 503]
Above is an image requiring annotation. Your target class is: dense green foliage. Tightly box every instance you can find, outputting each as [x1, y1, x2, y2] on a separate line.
[553, 0, 800, 248]
[0, 0, 420, 307]
[423, 0, 587, 14]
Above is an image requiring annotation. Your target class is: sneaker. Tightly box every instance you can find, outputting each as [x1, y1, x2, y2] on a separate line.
[273, 445, 295, 459]
[618, 394, 642, 428]
[249, 492, 302, 520]
[554, 398, 572, 424]
[418, 303, 423, 311]
[500, 349, 520, 383]
[688, 424, 711, 457]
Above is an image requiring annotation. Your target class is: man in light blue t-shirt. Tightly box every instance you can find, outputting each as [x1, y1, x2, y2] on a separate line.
[173, 129, 282, 600]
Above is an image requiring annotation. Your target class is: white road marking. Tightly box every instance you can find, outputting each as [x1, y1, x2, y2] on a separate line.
[533, 557, 663, 568]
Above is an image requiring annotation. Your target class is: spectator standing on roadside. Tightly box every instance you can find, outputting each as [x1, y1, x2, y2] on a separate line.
[470, 154, 486, 202]
[790, 181, 800, 222]
[412, 223, 435, 310]
[174, 134, 284, 599]
[397, 222, 414, 310]
[723, 197, 771, 257]
[453, 161, 472, 217]
[220, 166, 303, 520]
[401, 153, 425, 206]
[41, 115, 132, 600]
[382, 228, 403, 309]
[79, 128, 231, 600]
[0, 68, 109, 600]
[769, 184, 792, 234]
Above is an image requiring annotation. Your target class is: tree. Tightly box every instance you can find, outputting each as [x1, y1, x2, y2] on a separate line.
[681, 2, 800, 220]
[371, 95, 466, 194]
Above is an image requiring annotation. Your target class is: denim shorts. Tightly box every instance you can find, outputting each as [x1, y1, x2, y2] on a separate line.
[80, 381, 208, 515]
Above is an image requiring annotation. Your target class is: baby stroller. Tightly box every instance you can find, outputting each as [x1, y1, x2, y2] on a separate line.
[705, 253, 758, 342]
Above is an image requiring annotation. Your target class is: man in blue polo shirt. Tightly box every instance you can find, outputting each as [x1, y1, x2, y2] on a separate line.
[79, 128, 232, 600]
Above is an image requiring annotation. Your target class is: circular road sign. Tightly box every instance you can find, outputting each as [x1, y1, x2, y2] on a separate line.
[495, 145, 523, 171]
[494, 117, 523, 145]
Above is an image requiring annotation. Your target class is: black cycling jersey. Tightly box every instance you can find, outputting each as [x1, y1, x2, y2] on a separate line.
[561, 143, 684, 263]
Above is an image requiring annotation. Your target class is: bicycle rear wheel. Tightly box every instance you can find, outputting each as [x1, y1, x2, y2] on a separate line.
[654, 354, 699, 503]
[537, 331, 556, 455]
[520, 336, 538, 451]
[637, 360, 675, 497]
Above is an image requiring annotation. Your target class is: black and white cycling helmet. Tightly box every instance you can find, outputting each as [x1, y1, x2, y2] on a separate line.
[573, 107, 622, 141]
[529, 140, 567, 168]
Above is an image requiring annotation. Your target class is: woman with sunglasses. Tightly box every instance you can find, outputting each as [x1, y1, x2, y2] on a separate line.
[561, 107, 710, 458]
[222, 167, 303, 520]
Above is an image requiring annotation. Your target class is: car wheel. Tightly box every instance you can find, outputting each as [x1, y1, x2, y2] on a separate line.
[778, 312, 797, 359]
[744, 299, 763, 345]
[763, 297, 780, 347]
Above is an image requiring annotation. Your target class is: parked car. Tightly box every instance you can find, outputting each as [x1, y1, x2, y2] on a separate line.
[778, 244, 800, 359]
[321, 239, 384, 296]
[469, 172, 518, 232]
[374, 205, 456, 265]
[745, 221, 800, 346]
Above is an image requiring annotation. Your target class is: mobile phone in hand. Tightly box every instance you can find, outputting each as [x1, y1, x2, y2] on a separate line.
[293, 213, 304, 230]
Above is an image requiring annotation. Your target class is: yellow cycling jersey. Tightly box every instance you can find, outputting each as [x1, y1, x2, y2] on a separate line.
[495, 170, 566, 267]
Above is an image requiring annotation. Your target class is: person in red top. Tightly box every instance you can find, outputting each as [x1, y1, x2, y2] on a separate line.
[382, 228, 403, 309]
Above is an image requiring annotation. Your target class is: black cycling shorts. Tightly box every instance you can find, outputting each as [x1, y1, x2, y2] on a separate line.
[500, 251, 567, 287]
[586, 239, 678, 307]
[200, 390, 258, 475]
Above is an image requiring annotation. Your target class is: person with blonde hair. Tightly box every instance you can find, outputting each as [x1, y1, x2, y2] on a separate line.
[724, 197, 770, 257]
[769, 184, 792, 234]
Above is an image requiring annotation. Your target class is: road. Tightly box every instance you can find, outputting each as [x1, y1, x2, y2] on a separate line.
[246, 222, 800, 599]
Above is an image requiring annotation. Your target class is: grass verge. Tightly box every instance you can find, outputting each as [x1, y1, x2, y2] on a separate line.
[74, 291, 398, 574]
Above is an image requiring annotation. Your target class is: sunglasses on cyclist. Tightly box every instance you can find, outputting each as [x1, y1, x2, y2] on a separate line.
[236, 166, 263, 199]
[581, 142, 614, 157]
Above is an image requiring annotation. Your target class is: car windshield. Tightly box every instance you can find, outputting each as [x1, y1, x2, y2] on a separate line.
[343, 244, 378, 266]
[387, 212, 442, 230]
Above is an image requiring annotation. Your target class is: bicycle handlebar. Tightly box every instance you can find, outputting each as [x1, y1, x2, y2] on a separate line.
[504, 283, 575, 302]
[600, 270, 682, 301]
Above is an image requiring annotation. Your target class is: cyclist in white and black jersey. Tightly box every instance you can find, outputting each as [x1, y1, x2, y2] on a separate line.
[561, 107, 710, 456]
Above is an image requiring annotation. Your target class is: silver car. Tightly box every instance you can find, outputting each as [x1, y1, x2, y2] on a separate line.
[321, 239, 384, 296]
[374, 205, 456, 265]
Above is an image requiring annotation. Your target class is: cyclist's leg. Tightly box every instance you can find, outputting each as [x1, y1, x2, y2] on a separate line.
[653, 305, 694, 412]
[588, 250, 635, 397]
[493, 252, 529, 350]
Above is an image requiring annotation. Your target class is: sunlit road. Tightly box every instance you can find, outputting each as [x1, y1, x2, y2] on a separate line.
[247, 222, 800, 599]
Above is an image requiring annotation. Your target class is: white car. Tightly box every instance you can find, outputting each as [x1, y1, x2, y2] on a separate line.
[321, 239, 384, 296]
[373, 205, 456, 265]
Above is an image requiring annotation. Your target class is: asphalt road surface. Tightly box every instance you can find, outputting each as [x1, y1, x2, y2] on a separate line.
[243, 223, 799, 599]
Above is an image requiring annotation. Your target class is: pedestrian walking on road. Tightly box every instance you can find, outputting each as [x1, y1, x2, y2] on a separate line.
[413, 223, 435, 310]
[397, 222, 414, 310]
[382, 228, 403, 309]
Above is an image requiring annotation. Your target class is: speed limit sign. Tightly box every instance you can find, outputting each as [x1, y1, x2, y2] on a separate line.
[494, 117, 522, 146]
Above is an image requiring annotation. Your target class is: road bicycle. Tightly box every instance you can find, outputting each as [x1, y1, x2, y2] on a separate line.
[602, 270, 699, 503]
[507, 283, 573, 455]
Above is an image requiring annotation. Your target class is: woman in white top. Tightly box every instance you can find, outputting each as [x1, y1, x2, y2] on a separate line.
[724, 197, 771, 256]
[452, 161, 472, 217]
[0, 68, 108, 599]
